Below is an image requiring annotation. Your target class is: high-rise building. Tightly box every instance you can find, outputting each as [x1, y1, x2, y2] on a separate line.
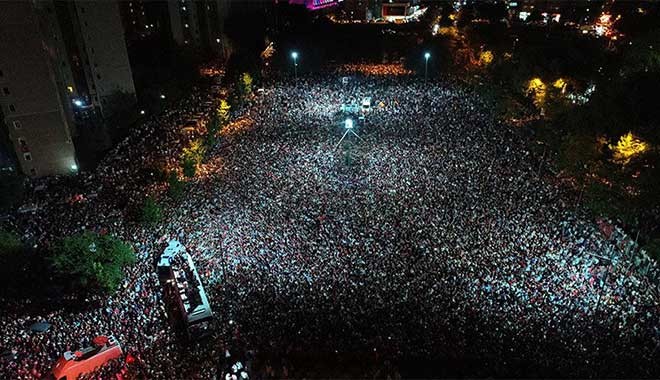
[63, 1, 137, 118]
[0, 0, 136, 177]
[0, 1, 78, 177]
[119, 0, 150, 45]
[168, 0, 230, 56]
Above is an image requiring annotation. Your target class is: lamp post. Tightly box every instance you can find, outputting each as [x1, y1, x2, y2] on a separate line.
[291, 51, 299, 80]
[424, 52, 431, 80]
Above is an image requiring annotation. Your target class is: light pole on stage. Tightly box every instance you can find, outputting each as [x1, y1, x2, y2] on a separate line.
[424, 52, 431, 81]
[291, 51, 299, 81]
[334, 118, 363, 150]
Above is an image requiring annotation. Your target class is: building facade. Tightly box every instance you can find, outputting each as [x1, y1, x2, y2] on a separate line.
[0, 1, 77, 177]
[65, 0, 137, 118]
[0, 0, 137, 177]
[168, 0, 230, 56]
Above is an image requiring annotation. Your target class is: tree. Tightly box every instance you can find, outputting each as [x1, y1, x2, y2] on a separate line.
[609, 132, 649, 165]
[217, 99, 231, 126]
[558, 133, 603, 175]
[141, 196, 162, 225]
[168, 172, 185, 200]
[50, 232, 135, 293]
[181, 138, 206, 176]
[0, 173, 25, 212]
[182, 157, 197, 178]
[0, 230, 25, 287]
[239, 72, 254, 98]
[205, 116, 221, 150]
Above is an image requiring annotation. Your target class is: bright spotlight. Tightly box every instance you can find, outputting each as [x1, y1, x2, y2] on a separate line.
[73, 99, 83, 107]
[345, 118, 353, 129]
[291, 51, 298, 59]
[70, 164, 78, 171]
[140, 110, 146, 115]
[425, 52, 431, 59]
[160, 94, 166, 99]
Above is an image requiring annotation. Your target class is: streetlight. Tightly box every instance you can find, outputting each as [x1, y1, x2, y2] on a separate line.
[291, 51, 299, 80]
[424, 52, 431, 80]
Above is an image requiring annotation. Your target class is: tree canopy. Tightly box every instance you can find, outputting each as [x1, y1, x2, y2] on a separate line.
[50, 232, 135, 293]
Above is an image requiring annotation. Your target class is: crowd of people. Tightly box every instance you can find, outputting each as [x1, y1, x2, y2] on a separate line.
[335, 63, 413, 76]
[1, 71, 659, 379]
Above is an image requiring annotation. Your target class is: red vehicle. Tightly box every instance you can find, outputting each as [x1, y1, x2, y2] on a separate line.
[51, 335, 122, 380]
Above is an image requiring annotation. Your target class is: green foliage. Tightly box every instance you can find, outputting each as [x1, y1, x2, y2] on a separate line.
[0, 174, 25, 212]
[182, 158, 197, 178]
[182, 139, 206, 164]
[0, 229, 22, 255]
[208, 116, 220, 136]
[217, 99, 231, 126]
[0, 230, 26, 288]
[204, 116, 221, 150]
[141, 196, 162, 225]
[623, 29, 660, 75]
[240, 72, 253, 96]
[167, 172, 185, 200]
[50, 232, 135, 293]
[557, 133, 602, 175]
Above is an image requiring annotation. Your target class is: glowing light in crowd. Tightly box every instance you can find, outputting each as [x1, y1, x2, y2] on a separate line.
[599, 14, 612, 24]
[73, 99, 83, 107]
[611, 132, 648, 164]
[70, 164, 78, 171]
[553, 78, 567, 91]
[160, 94, 166, 99]
[345, 118, 353, 129]
[425, 52, 431, 60]
[140, 110, 146, 115]
[291, 51, 299, 60]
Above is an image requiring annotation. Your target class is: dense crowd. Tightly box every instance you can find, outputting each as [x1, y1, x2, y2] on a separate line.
[1, 72, 659, 379]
